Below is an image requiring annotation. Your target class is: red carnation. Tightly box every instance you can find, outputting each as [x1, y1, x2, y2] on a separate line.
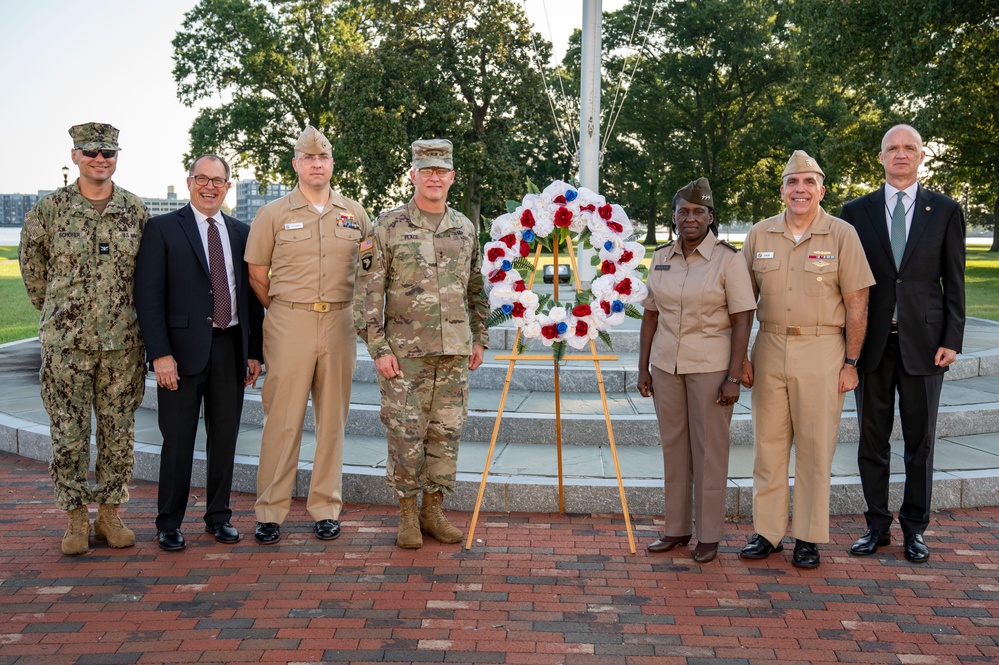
[500, 233, 516, 248]
[487, 247, 506, 262]
[520, 209, 536, 228]
[519, 240, 530, 257]
[598, 204, 613, 220]
[614, 278, 633, 295]
[511, 302, 527, 318]
[600, 260, 616, 275]
[572, 304, 592, 317]
[575, 320, 589, 336]
[513, 280, 527, 292]
[554, 207, 573, 228]
[580, 204, 595, 213]
[541, 324, 559, 340]
[620, 250, 634, 263]
[600, 300, 611, 315]
[553, 194, 567, 204]
[607, 221, 623, 233]
[488, 269, 507, 283]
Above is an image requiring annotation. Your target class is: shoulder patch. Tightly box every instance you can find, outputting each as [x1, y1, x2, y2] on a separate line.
[717, 239, 738, 252]
[654, 241, 674, 251]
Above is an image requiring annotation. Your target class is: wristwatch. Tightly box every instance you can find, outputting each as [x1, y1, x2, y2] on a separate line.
[844, 357, 859, 367]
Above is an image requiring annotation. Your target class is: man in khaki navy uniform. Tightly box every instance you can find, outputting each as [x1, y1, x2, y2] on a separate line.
[245, 126, 372, 545]
[355, 139, 488, 549]
[19, 123, 149, 555]
[739, 150, 874, 568]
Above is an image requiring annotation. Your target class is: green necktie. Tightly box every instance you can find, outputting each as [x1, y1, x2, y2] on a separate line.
[891, 191, 906, 269]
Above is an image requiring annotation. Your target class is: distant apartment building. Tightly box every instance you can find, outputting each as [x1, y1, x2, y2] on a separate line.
[0, 193, 39, 226]
[235, 179, 292, 222]
[142, 186, 189, 216]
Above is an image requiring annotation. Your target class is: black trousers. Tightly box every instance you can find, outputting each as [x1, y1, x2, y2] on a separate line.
[155, 329, 244, 531]
[855, 333, 944, 535]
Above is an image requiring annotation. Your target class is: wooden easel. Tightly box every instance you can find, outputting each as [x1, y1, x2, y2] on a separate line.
[464, 236, 637, 553]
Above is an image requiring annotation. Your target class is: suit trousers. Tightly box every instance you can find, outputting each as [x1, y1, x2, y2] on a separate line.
[255, 301, 355, 524]
[856, 333, 943, 535]
[750, 330, 845, 545]
[155, 328, 243, 531]
[650, 366, 733, 543]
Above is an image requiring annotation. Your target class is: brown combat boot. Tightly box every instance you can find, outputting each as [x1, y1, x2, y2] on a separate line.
[419, 491, 462, 544]
[61, 505, 90, 556]
[397, 495, 422, 549]
[94, 504, 136, 548]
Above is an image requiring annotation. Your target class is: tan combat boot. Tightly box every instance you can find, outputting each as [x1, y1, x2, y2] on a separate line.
[94, 504, 136, 548]
[419, 491, 462, 544]
[397, 495, 423, 549]
[61, 505, 91, 556]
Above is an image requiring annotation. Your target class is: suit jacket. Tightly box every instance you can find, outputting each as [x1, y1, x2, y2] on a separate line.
[135, 204, 263, 375]
[840, 185, 965, 376]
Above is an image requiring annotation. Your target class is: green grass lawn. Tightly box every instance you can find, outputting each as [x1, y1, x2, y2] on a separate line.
[0, 246, 39, 344]
[0, 244, 996, 346]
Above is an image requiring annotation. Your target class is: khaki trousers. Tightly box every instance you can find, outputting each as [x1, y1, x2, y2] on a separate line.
[750, 330, 845, 545]
[255, 301, 355, 523]
[650, 367, 733, 543]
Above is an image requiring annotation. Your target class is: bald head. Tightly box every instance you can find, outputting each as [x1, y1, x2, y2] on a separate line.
[878, 124, 925, 189]
[881, 124, 923, 153]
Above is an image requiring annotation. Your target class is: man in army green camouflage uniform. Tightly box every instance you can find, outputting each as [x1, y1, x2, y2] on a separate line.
[355, 138, 489, 549]
[19, 123, 149, 556]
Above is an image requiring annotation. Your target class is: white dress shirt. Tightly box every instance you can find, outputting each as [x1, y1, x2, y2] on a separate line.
[883, 181, 919, 241]
[191, 205, 238, 327]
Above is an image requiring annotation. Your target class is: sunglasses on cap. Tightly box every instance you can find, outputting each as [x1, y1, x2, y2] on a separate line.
[80, 149, 118, 159]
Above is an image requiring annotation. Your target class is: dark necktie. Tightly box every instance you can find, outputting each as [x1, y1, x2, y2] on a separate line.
[891, 191, 906, 269]
[207, 217, 231, 328]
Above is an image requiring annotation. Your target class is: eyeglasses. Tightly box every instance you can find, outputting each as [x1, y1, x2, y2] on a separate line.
[80, 149, 118, 159]
[297, 153, 332, 164]
[191, 175, 228, 188]
[417, 167, 452, 178]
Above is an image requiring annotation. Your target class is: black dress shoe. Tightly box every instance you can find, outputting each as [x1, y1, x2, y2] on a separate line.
[692, 542, 718, 564]
[850, 528, 891, 556]
[314, 519, 341, 541]
[206, 521, 241, 544]
[739, 534, 783, 559]
[904, 533, 930, 563]
[647, 534, 691, 553]
[792, 539, 820, 568]
[254, 522, 281, 545]
[157, 528, 186, 551]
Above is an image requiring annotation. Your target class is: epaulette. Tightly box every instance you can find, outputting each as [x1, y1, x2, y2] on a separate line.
[654, 241, 674, 251]
[717, 239, 738, 252]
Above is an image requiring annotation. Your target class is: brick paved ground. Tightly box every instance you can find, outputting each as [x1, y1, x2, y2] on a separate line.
[1, 451, 998, 665]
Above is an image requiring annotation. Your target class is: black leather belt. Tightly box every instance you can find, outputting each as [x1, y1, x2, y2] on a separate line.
[213, 326, 235, 337]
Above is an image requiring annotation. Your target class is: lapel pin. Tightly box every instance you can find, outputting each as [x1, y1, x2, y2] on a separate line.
[925, 206, 931, 211]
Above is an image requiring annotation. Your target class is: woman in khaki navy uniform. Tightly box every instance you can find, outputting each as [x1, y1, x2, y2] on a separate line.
[245, 126, 372, 545]
[637, 178, 755, 564]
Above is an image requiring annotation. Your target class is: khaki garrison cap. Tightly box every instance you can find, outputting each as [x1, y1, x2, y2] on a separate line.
[295, 126, 332, 154]
[69, 122, 121, 151]
[781, 150, 825, 178]
[676, 177, 713, 209]
[411, 138, 453, 170]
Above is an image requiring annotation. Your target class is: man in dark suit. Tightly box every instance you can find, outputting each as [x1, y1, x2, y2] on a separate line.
[840, 124, 965, 563]
[135, 154, 264, 551]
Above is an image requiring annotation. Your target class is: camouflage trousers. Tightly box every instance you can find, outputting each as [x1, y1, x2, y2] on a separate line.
[40, 344, 146, 510]
[379, 354, 469, 498]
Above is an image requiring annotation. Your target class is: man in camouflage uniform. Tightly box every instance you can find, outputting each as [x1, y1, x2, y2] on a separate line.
[19, 123, 149, 555]
[355, 138, 489, 549]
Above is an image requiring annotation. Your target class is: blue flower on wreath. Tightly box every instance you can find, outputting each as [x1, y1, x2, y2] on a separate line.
[604, 240, 614, 251]
[611, 300, 624, 313]
[556, 321, 569, 335]
[522, 229, 536, 242]
[501, 304, 513, 315]
[565, 189, 578, 202]
[501, 260, 512, 271]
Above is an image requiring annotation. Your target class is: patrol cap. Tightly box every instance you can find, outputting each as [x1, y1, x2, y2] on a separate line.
[781, 150, 825, 179]
[676, 177, 713, 209]
[411, 138, 453, 170]
[69, 122, 121, 151]
[295, 126, 332, 155]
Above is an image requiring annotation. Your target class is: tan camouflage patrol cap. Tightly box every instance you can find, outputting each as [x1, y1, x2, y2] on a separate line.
[69, 122, 121, 151]
[411, 139, 453, 170]
[676, 177, 713, 209]
[781, 150, 825, 178]
[295, 126, 332, 155]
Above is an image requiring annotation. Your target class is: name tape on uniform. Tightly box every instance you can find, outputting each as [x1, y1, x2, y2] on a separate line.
[755, 251, 774, 259]
[284, 222, 304, 230]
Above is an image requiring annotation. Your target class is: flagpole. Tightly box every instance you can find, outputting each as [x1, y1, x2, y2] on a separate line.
[576, 0, 601, 284]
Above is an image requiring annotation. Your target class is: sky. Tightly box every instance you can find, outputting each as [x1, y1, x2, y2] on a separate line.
[0, 0, 626, 206]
